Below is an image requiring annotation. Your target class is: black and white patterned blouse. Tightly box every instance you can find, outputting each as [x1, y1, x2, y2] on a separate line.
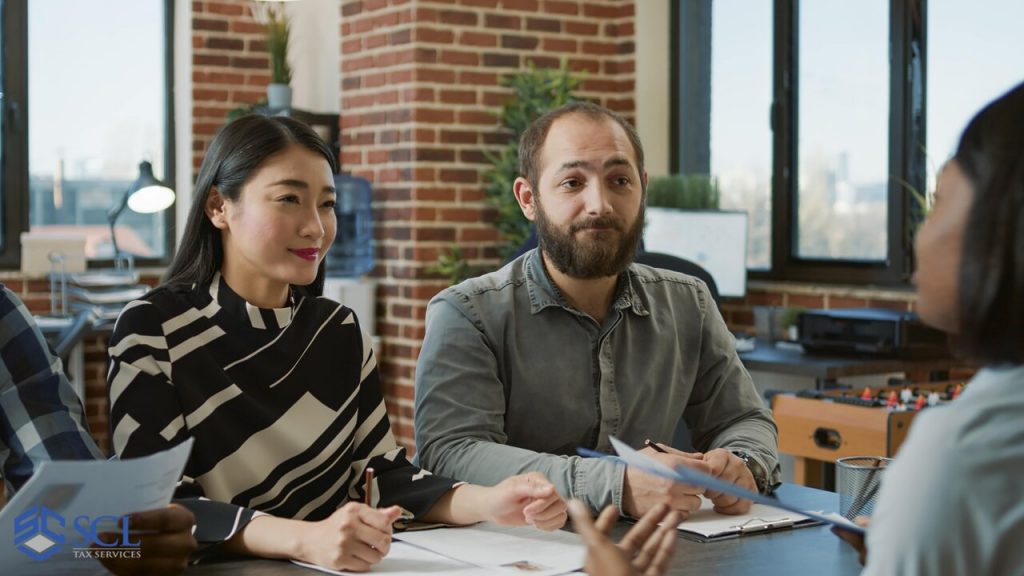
[108, 273, 455, 545]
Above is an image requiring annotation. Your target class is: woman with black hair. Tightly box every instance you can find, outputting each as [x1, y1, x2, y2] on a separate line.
[107, 115, 567, 571]
[835, 82, 1024, 574]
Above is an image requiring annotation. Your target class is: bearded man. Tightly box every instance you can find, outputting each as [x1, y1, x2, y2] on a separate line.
[413, 102, 779, 519]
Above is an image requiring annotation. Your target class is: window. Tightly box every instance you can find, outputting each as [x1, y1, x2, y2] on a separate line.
[796, 1, 889, 262]
[1, 0, 173, 268]
[672, 0, 931, 285]
[710, 0, 773, 270]
[927, 1, 1024, 171]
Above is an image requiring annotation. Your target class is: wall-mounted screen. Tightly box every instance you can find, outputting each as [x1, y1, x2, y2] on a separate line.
[644, 209, 749, 298]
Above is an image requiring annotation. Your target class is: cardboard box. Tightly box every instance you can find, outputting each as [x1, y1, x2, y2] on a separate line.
[20, 231, 88, 277]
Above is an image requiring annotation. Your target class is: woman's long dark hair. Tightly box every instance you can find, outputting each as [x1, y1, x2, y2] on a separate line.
[954, 81, 1024, 365]
[164, 115, 338, 299]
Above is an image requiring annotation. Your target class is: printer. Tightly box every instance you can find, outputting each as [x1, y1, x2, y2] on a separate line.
[797, 308, 949, 357]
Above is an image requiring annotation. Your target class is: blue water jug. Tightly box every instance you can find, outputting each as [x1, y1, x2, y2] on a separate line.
[326, 174, 375, 277]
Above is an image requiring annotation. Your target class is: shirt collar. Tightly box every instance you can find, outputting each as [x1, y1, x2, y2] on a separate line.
[524, 248, 649, 317]
[209, 272, 297, 330]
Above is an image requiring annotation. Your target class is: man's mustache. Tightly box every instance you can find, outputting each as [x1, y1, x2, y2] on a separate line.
[569, 217, 624, 233]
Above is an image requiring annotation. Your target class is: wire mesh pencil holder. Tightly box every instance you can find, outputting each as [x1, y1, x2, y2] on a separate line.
[836, 456, 892, 520]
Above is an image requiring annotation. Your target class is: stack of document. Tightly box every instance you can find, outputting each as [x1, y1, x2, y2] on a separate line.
[295, 523, 585, 576]
[0, 440, 192, 574]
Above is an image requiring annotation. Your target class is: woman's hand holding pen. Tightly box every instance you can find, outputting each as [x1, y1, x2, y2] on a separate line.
[481, 472, 569, 530]
[294, 502, 403, 572]
[622, 442, 709, 519]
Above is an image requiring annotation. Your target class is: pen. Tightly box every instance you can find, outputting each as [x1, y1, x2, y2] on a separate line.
[644, 438, 669, 454]
[364, 467, 375, 507]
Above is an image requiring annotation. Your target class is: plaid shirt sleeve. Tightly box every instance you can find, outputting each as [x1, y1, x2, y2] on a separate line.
[0, 284, 103, 494]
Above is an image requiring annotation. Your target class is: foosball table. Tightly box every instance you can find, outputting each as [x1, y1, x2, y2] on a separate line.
[771, 379, 966, 487]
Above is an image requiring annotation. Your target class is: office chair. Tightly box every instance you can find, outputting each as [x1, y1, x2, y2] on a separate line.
[634, 251, 721, 308]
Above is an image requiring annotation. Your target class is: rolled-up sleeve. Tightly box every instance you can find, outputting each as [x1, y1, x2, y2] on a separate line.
[683, 288, 781, 488]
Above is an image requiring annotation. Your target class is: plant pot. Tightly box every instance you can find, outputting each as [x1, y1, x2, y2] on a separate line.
[267, 83, 292, 111]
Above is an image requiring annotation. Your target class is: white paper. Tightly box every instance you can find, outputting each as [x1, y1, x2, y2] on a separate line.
[600, 436, 864, 534]
[396, 523, 585, 576]
[292, 542, 496, 575]
[0, 439, 193, 573]
[677, 497, 811, 539]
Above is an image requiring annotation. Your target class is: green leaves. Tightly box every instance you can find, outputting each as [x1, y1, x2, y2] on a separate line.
[265, 6, 292, 85]
[481, 62, 581, 261]
[645, 174, 720, 210]
[434, 63, 582, 284]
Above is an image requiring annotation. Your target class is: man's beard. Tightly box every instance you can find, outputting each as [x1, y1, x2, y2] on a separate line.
[535, 201, 645, 279]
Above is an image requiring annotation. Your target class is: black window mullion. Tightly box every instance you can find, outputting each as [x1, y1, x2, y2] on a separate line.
[890, 0, 927, 284]
[0, 0, 27, 268]
[750, 0, 795, 282]
[161, 0, 176, 266]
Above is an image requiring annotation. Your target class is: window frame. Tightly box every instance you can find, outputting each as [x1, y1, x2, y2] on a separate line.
[671, 0, 927, 286]
[0, 0, 175, 270]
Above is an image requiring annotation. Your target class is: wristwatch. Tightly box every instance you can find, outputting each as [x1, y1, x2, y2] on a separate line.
[729, 449, 773, 494]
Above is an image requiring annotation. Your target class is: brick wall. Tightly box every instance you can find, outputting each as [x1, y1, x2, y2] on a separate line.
[191, 1, 271, 168]
[339, 0, 636, 450]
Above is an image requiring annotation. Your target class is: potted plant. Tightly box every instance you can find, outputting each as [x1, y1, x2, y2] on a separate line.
[264, 5, 293, 110]
[646, 174, 720, 210]
[432, 63, 580, 284]
[483, 63, 580, 261]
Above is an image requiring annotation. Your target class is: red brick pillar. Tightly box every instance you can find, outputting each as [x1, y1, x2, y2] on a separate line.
[340, 0, 636, 450]
[191, 1, 271, 168]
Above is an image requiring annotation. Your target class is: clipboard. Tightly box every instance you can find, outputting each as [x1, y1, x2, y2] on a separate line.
[577, 436, 865, 536]
[672, 498, 820, 542]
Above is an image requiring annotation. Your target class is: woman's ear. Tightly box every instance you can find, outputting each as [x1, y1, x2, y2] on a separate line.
[205, 187, 229, 230]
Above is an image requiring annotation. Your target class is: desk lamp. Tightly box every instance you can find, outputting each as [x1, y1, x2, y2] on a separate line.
[107, 160, 175, 262]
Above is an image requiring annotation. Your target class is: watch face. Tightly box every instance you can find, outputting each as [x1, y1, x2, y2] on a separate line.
[731, 450, 768, 492]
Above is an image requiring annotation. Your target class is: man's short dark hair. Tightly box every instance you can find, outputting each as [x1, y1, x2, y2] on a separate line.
[517, 101, 646, 193]
[954, 81, 1024, 365]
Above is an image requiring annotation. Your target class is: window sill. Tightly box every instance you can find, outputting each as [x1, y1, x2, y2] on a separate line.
[740, 279, 917, 302]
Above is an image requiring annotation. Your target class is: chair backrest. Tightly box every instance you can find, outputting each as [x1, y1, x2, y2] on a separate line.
[634, 251, 721, 307]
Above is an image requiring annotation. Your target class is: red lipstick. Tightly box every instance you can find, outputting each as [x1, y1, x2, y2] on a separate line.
[290, 248, 320, 261]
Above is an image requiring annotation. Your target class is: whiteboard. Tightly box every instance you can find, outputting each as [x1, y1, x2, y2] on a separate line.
[643, 208, 748, 297]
